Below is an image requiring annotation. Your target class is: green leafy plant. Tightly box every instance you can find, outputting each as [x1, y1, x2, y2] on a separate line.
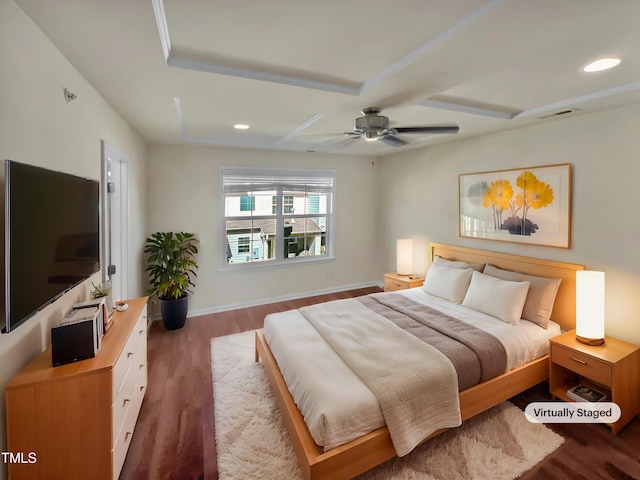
[90, 281, 111, 299]
[144, 232, 199, 300]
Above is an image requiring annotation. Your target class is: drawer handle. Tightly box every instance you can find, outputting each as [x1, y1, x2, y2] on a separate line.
[127, 352, 134, 358]
[140, 385, 146, 392]
[139, 329, 145, 334]
[569, 356, 588, 365]
[123, 398, 131, 406]
[125, 431, 133, 442]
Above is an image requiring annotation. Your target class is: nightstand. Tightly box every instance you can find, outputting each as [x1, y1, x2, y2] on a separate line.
[549, 330, 640, 434]
[383, 272, 424, 292]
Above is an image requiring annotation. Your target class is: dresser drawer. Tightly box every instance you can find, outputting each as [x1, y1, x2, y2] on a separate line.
[112, 380, 142, 480]
[552, 344, 612, 386]
[112, 308, 147, 401]
[112, 353, 147, 480]
[112, 338, 147, 446]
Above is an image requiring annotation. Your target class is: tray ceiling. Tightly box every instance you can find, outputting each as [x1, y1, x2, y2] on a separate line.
[16, 0, 640, 155]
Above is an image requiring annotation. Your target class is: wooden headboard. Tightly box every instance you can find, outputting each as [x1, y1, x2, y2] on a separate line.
[430, 243, 584, 332]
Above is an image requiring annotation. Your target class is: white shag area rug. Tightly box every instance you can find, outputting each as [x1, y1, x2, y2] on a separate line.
[211, 330, 563, 480]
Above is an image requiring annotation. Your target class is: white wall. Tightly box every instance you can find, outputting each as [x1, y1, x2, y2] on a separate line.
[377, 103, 640, 345]
[0, 0, 147, 474]
[146, 144, 379, 314]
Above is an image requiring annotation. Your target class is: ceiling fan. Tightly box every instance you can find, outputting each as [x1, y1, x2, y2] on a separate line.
[338, 107, 460, 147]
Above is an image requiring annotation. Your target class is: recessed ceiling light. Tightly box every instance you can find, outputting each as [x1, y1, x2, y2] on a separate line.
[582, 57, 622, 73]
[234, 124, 250, 130]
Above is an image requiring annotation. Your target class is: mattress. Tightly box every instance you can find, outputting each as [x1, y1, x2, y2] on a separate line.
[400, 288, 561, 359]
[263, 288, 561, 451]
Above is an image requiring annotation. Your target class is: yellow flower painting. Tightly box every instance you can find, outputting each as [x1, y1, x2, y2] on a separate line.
[459, 164, 571, 248]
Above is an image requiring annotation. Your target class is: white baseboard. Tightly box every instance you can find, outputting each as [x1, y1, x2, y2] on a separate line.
[150, 281, 382, 322]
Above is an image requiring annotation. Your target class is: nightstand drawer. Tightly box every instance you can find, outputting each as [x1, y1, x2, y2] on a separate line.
[552, 344, 611, 386]
[383, 273, 424, 292]
[384, 278, 406, 291]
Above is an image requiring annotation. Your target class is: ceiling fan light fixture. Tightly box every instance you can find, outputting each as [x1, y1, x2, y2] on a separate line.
[582, 57, 622, 73]
[363, 131, 379, 142]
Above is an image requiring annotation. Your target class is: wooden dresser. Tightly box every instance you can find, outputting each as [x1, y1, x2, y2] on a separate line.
[6, 297, 149, 480]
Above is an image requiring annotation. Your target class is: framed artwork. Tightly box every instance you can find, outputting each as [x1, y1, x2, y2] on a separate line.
[459, 164, 571, 248]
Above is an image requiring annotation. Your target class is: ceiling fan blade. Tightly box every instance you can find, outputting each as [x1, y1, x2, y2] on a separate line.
[379, 135, 407, 147]
[294, 132, 354, 140]
[394, 125, 459, 135]
[327, 136, 361, 149]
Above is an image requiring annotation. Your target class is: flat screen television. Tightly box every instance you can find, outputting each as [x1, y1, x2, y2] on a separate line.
[3, 160, 100, 333]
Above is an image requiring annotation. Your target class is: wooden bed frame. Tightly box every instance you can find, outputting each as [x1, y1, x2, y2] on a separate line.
[255, 243, 584, 480]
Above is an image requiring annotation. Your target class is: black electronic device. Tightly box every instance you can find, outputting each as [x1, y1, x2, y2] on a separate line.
[3, 160, 100, 333]
[73, 298, 106, 347]
[51, 306, 102, 367]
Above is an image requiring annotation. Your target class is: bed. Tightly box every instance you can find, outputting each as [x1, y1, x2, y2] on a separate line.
[254, 243, 584, 480]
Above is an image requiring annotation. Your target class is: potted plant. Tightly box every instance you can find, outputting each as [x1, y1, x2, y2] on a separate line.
[144, 232, 199, 330]
[90, 280, 114, 325]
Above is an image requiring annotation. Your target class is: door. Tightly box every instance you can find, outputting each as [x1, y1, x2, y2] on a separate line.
[101, 140, 130, 302]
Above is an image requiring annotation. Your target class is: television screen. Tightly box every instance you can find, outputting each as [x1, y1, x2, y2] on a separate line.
[4, 160, 100, 333]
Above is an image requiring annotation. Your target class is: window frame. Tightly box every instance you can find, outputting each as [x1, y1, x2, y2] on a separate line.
[220, 166, 336, 269]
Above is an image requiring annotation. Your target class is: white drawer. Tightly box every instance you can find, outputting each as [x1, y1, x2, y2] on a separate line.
[132, 360, 148, 413]
[112, 354, 147, 480]
[111, 390, 138, 479]
[112, 338, 147, 446]
[112, 309, 147, 401]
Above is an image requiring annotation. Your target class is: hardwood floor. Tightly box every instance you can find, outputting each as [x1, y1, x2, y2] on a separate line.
[119, 287, 640, 480]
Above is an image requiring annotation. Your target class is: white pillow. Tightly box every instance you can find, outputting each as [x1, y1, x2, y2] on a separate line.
[422, 264, 473, 304]
[462, 271, 530, 325]
[482, 264, 561, 329]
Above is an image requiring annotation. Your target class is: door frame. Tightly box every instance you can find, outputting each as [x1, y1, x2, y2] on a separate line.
[100, 140, 130, 301]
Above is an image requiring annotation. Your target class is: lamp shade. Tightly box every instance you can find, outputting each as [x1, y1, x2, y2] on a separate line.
[576, 270, 605, 345]
[396, 239, 413, 276]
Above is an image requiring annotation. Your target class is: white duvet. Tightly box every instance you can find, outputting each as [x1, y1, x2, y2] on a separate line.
[263, 288, 560, 451]
[299, 298, 461, 456]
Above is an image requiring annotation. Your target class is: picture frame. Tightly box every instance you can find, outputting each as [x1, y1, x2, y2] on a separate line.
[459, 163, 571, 248]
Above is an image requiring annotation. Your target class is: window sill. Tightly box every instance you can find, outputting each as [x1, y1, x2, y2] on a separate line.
[221, 255, 336, 272]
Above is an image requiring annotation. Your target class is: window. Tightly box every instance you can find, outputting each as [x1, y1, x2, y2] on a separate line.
[240, 195, 255, 211]
[221, 167, 335, 266]
[283, 195, 294, 214]
[271, 194, 293, 214]
[237, 236, 250, 253]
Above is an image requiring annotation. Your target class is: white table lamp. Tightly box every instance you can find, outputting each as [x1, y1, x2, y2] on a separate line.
[396, 239, 413, 276]
[576, 270, 605, 346]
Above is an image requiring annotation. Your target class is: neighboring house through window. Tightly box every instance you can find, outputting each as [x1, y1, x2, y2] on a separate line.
[221, 167, 335, 266]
